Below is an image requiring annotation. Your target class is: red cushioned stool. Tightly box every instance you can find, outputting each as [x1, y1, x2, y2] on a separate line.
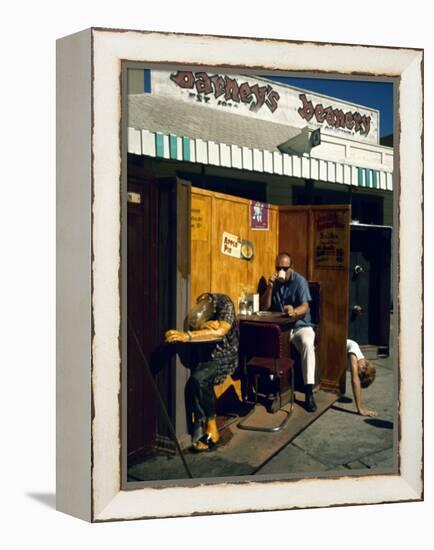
[237, 321, 294, 432]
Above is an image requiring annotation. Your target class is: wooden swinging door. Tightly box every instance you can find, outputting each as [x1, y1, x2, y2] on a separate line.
[279, 205, 351, 392]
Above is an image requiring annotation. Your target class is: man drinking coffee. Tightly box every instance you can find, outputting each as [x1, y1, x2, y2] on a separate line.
[261, 252, 317, 412]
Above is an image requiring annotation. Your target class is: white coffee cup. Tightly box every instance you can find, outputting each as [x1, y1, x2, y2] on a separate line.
[277, 269, 287, 282]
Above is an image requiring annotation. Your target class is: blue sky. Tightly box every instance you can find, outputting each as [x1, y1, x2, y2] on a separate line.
[263, 75, 394, 138]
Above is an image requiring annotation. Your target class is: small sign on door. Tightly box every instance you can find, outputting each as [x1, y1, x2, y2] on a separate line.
[127, 192, 141, 204]
[314, 211, 346, 269]
[250, 201, 269, 230]
[191, 196, 209, 241]
[221, 232, 241, 258]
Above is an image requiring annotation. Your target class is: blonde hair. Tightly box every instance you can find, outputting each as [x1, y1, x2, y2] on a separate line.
[359, 360, 376, 388]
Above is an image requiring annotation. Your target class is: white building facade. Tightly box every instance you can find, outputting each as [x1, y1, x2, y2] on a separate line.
[127, 68, 393, 216]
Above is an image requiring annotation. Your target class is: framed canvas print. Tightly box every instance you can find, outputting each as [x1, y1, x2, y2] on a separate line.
[56, 28, 423, 522]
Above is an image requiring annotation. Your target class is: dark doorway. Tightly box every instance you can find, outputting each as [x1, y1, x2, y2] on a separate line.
[293, 184, 384, 226]
[348, 225, 392, 351]
[127, 176, 158, 459]
[177, 170, 267, 202]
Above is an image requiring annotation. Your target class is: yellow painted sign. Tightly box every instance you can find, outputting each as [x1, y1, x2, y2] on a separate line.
[191, 196, 209, 241]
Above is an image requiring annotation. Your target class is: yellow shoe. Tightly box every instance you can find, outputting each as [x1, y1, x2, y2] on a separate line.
[192, 434, 217, 452]
[206, 417, 220, 444]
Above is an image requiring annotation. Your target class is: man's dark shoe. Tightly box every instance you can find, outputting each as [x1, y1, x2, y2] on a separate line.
[305, 393, 317, 412]
[192, 422, 205, 445]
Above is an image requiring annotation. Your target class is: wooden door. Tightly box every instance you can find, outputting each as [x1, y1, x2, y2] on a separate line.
[279, 205, 351, 393]
[152, 177, 191, 447]
[127, 172, 192, 458]
[190, 187, 279, 309]
[127, 178, 158, 459]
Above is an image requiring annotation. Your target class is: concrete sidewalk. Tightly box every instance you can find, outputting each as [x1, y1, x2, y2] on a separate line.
[127, 389, 337, 482]
[128, 353, 396, 484]
[255, 353, 396, 477]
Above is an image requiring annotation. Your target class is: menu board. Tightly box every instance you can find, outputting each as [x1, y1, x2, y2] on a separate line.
[191, 196, 209, 241]
[314, 211, 346, 269]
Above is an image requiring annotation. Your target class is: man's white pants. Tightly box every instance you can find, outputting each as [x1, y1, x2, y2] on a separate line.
[290, 327, 316, 385]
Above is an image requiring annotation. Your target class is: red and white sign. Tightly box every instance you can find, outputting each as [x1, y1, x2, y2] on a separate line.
[221, 232, 241, 258]
[148, 70, 380, 144]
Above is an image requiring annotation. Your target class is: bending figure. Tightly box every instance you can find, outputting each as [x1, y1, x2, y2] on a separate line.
[165, 293, 239, 452]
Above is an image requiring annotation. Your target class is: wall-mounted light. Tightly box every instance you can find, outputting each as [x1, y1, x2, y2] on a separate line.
[278, 127, 321, 156]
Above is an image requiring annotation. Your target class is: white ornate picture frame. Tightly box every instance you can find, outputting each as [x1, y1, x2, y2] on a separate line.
[56, 28, 423, 522]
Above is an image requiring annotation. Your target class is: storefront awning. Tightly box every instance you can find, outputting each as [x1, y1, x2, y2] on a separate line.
[128, 127, 393, 191]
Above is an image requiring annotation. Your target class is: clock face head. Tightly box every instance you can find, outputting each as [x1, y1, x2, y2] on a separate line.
[241, 240, 254, 260]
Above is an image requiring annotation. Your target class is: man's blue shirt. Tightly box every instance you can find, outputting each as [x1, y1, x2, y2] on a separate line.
[270, 271, 312, 331]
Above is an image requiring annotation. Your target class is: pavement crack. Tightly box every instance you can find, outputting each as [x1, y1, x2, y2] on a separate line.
[357, 445, 394, 462]
[289, 441, 334, 468]
[341, 461, 370, 470]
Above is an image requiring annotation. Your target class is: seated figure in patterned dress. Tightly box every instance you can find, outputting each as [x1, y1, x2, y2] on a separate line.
[164, 293, 239, 451]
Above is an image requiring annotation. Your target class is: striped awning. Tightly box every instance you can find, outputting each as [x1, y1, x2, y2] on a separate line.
[128, 127, 393, 191]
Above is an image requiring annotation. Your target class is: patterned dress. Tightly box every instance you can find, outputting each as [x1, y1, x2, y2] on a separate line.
[207, 293, 239, 384]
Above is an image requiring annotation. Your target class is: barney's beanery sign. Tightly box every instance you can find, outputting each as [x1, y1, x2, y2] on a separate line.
[147, 70, 380, 144]
[169, 70, 281, 113]
[297, 94, 371, 137]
